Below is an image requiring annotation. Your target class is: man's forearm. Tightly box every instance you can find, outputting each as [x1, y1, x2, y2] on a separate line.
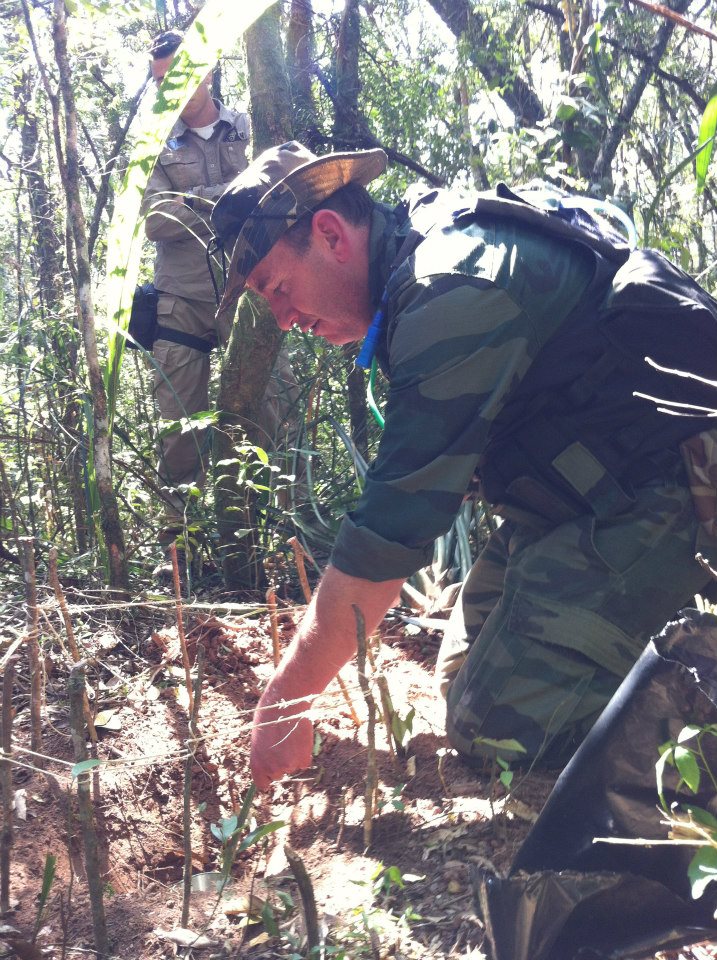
[250, 564, 404, 788]
[267, 565, 403, 700]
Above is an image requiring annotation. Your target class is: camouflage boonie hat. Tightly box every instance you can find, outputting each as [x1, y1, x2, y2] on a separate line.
[211, 140, 387, 321]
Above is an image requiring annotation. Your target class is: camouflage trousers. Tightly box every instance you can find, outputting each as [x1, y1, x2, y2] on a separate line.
[435, 466, 713, 765]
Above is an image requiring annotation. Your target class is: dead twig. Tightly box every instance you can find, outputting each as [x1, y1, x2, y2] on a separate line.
[354, 605, 377, 850]
[285, 844, 321, 956]
[19, 537, 43, 762]
[627, 0, 717, 42]
[181, 644, 205, 928]
[170, 541, 194, 715]
[68, 662, 108, 958]
[288, 536, 313, 606]
[1, 655, 17, 914]
[266, 587, 280, 667]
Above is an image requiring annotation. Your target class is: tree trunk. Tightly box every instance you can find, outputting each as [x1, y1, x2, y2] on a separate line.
[16, 69, 89, 553]
[214, 3, 294, 590]
[427, 0, 545, 127]
[214, 295, 287, 590]
[333, 0, 369, 462]
[287, 0, 320, 148]
[246, 4, 295, 152]
[334, 0, 362, 141]
[51, 0, 128, 594]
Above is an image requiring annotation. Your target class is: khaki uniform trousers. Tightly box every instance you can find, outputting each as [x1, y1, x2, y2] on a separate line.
[152, 293, 299, 529]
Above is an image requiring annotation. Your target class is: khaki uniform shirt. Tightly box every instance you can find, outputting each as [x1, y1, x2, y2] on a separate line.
[141, 102, 250, 302]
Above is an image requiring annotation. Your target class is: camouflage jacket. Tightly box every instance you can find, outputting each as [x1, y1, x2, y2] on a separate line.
[330, 192, 597, 582]
[141, 102, 250, 303]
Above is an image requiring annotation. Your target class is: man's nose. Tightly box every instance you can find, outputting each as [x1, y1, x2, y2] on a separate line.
[270, 295, 298, 331]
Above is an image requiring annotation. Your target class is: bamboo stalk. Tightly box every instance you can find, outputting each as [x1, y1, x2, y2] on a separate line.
[266, 587, 280, 667]
[48, 548, 97, 743]
[19, 537, 43, 761]
[365, 643, 396, 760]
[170, 542, 194, 715]
[289, 537, 360, 727]
[354, 605, 377, 850]
[1, 655, 17, 914]
[181, 644, 205, 928]
[287, 536, 313, 606]
[375, 676, 397, 761]
[68, 663, 108, 958]
[285, 845, 321, 955]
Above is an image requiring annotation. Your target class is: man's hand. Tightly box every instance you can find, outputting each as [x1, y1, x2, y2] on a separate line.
[250, 688, 314, 790]
[248, 566, 404, 791]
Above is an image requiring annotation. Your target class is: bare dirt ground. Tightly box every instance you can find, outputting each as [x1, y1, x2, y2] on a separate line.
[3, 586, 717, 960]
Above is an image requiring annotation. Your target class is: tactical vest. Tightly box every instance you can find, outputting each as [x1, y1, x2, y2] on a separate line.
[444, 185, 717, 523]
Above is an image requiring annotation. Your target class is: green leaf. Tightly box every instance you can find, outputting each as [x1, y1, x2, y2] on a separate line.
[473, 736, 527, 754]
[584, 22, 601, 52]
[391, 706, 415, 747]
[678, 725, 702, 744]
[688, 846, 717, 899]
[685, 805, 717, 832]
[555, 98, 579, 122]
[696, 94, 717, 194]
[656, 742, 676, 808]
[71, 758, 101, 779]
[499, 769, 514, 789]
[33, 853, 57, 940]
[236, 785, 256, 831]
[261, 900, 279, 937]
[238, 820, 286, 852]
[211, 815, 239, 843]
[40, 853, 57, 911]
[674, 745, 701, 793]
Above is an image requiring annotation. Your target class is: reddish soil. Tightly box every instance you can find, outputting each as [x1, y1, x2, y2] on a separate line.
[3, 596, 717, 959]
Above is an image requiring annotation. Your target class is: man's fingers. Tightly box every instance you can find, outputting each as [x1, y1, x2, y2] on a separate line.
[250, 715, 314, 790]
[250, 763, 272, 791]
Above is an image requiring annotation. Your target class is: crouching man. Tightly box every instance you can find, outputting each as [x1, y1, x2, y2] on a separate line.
[209, 141, 717, 788]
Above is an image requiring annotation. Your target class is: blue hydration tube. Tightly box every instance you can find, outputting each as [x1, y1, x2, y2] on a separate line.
[356, 288, 390, 428]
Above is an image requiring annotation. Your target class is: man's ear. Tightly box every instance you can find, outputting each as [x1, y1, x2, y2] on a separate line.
[312, 209, 350, 261]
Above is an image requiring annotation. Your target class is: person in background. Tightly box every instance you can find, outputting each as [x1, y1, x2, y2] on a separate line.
[142, 31, 298, 580]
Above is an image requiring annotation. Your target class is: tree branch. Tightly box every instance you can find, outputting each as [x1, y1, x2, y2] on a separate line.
[627, 0, 717, 43]
[88, 76, 148, 260]
[590, 0, 691, 187]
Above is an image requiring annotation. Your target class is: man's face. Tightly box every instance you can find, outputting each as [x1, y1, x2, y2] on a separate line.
[151, 54, 214, 126]
[246, 223, 373, 346]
